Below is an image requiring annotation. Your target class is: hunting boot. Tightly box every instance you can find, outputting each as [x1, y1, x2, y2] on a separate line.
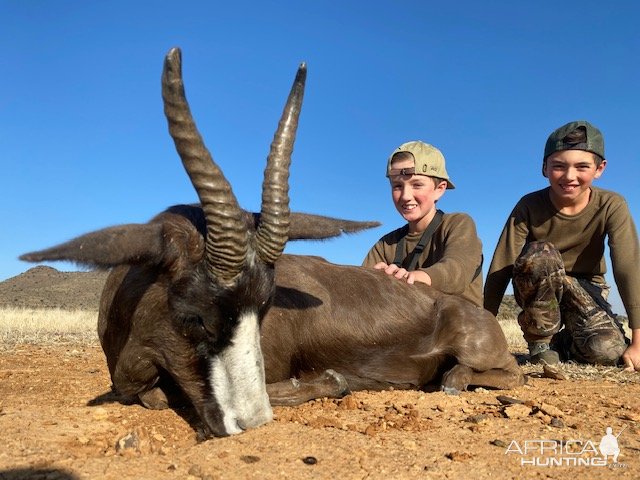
[527, 337, 560, 365]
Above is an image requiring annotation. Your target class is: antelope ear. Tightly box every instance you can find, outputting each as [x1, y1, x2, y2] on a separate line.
[19, 223, 164, 269]
[284, 213, 381, 240]
[251, 212, 380, 240]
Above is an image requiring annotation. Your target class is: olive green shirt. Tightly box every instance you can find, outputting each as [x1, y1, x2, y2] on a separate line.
[362, 213, 483, 307]
[484, 187, 640, 329]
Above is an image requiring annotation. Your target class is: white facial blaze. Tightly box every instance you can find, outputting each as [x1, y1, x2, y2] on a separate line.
[209, 310, 273, 435]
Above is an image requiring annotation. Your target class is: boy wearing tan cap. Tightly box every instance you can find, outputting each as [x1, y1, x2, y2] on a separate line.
[484, 120, 640, 370]
[362, 141, 484, 307]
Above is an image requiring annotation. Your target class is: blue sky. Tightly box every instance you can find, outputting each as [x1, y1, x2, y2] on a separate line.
[2, 1, 638, 314]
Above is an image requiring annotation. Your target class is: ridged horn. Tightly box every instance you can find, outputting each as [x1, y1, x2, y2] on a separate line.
[162, 47, 247, 284]
[254, 63, 306, 264]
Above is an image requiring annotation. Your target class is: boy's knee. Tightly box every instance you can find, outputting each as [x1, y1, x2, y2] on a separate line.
[576, 333, 627, 365]
[513, 242, 565, 303]
[516, 241, 563, 268]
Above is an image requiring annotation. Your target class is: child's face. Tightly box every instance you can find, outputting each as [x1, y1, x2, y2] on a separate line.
[389, 158, 447, 231]
[543, 149, 606, 207]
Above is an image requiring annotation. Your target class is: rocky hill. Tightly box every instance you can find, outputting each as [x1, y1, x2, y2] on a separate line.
[0, 266, 523, 317]
[0, 266, 109, 310]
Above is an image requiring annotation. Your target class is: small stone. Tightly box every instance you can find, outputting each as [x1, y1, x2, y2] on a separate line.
[339, 396, 359, 410]
[445, 451, 473, 461]
[490, 439, 507, 448]
[503, 403, 531, 419]
[539, 403, 564, 418]
[302, 456, 317, 465]
[466, 414, 489, 424]
[496, 395, 525, 405]
[620, 412, 640, 422]
[542, 364, 567, 380]
[364, 425, 377, 436]
[240, 455, 260, 464]
[550, 417, 565, 428]
[115, 432, 140, 452]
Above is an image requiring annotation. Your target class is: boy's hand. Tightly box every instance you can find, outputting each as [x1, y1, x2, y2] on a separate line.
[622, 331, 640, 372]
[372, 263, 432, 285]
[373, 262, 408, 281]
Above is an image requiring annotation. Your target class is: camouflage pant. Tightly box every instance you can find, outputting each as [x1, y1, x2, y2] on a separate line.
[513, 241, 629, 365]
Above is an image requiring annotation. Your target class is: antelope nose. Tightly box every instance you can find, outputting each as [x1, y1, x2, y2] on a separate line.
[237, 408, 273, 431]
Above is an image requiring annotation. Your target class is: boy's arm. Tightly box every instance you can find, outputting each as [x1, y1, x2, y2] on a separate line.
[484, 207, 529, 315]
[607, 198, 640, 330]
[420, 214, 482, 295]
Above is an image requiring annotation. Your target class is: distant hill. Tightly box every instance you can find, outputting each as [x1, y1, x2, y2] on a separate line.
[495, 294, 520, 320]
[0, 266, 109, 310]
[0, 266, 524, 318]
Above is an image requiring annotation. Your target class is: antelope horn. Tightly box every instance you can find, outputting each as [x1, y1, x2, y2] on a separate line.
[162, 47, 247, 284]
[254, 63, 306, 264]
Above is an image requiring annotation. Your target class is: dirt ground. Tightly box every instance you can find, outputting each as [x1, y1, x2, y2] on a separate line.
[1, 343, 639, 480]
[1, 267, 639, 479]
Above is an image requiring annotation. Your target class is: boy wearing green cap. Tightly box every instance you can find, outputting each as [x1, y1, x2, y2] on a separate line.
[484, 120, 640, 371]
[362, 141, 484, 307]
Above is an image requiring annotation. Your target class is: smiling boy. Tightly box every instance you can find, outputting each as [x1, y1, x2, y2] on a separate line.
[362, 141, 484, 307]
[484, 121, 640, 370]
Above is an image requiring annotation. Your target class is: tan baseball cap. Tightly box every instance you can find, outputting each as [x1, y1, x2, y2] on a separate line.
[386, 141, 455, 189]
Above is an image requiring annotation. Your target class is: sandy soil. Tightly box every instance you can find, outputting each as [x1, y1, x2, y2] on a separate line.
[1, 343, 639, 480]
[1, 267, 638, 479]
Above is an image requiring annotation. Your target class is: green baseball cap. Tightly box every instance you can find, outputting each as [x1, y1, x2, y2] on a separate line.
[543, 120, 605, 160]
[386, 141, 455, 189]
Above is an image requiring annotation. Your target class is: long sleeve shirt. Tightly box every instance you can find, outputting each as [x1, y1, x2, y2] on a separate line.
[362, 212, 483, 307]
[484, 187, 640, 329]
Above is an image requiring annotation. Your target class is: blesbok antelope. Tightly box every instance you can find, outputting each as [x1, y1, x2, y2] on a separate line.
[21, 48, 524, 438]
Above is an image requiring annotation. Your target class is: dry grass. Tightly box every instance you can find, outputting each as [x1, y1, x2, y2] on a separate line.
[498, 319, 528, 352]
[0, 307, 629, 353]
[499, 317, 632, 350]
[1, 307, 637, 384]
[1, 307, 528, 352]
[499, 316, 639, 384]
[0, 306, 98, 350]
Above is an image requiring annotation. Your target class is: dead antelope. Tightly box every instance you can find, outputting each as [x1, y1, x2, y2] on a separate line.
[21, 48, 524, 439]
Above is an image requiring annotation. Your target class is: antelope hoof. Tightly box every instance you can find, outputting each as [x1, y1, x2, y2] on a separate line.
[441, 386, 461, 396]
[139, 387, 170, 410]
[320, 369, 350, 397]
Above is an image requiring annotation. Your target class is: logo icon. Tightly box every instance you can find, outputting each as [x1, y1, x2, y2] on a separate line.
[599, 426, 626, 464]
[505, 425, 627, 467]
